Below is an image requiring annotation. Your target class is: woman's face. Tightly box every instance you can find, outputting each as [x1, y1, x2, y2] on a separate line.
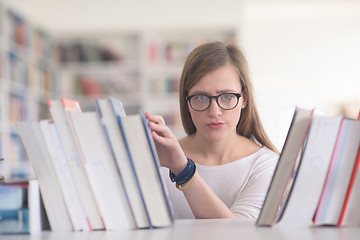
[187, 63, 245, 142]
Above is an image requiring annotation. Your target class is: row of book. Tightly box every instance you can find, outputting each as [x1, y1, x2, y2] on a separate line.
[257, 107, 360, 227]
[147, 41, 196, 66]
[11, 97, 174, 233]
[1, 4, 54, 66]
[71, 74, 139, 97]
[4, 99, 359, 233]
[55, 43, 122, 64]
[4, 49, 57, 91]
[150, 75, 180, 95]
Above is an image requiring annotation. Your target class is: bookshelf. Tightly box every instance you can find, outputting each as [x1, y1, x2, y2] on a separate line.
[54, 32, 143, 114]
[0, 2, 59, 178]
[55, 28, 236, 138]
[0, 0, 236, 177]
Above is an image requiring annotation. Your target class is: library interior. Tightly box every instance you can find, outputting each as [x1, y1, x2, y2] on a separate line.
[0, 0, 360, 239]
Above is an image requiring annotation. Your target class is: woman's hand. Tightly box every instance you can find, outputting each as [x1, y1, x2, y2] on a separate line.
[145, 113, 188, 175]
[145, 112, 238, 219]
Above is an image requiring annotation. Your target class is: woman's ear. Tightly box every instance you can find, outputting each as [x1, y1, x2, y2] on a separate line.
[241, 93, 248, 109]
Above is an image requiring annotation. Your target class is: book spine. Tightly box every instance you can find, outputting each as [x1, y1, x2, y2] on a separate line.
[95, 99, 136, 227]
[337, 115, 360, 226]
[140, 112, 175, 222]
[313, 119, 348, 222]
[117, 115, 153, 228]
[100, 114, 135, 222]
[48, 100, 104, 230]
[337, 147, 360, 226]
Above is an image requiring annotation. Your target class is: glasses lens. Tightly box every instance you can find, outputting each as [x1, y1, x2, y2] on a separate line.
[190, 95, 210, 111]
[218, 93, 239, 110]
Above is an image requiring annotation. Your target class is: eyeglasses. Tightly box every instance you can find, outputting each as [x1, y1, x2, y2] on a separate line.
[186, 93, 242, 111]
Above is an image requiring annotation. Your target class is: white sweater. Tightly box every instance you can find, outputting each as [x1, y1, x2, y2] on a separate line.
[161, 147, 279, 220]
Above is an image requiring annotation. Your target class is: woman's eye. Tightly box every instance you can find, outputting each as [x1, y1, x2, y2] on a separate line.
[196, 95, 207, 101]
[222, 94, 234, 100]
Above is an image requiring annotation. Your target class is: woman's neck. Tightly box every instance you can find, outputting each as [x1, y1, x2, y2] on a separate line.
[180, 132, 261, 166]
[181, 132, 238, 166]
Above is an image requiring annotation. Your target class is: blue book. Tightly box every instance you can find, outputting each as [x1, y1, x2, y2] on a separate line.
[0, 179, 43, 234]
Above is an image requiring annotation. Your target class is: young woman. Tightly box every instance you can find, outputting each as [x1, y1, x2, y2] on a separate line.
[145, 42, 279, 220]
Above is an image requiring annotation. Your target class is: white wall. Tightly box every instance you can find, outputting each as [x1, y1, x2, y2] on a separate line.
[241, 1, 360, 149]
[4, 0, 243, 34]
[5, 0, 360, 150]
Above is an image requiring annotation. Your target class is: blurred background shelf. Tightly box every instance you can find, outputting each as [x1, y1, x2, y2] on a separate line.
[0, 2, 60, 178]
[0, 0, 236, 178]
[0, 0, 359, 178]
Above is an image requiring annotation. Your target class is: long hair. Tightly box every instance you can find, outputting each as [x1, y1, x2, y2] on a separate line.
[179, 42, 278, 153]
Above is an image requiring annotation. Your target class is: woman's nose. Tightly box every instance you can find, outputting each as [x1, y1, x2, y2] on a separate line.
[207, 99, 222, 117]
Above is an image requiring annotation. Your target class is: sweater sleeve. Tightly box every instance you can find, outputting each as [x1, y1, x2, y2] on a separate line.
[230, 151, 278, 220]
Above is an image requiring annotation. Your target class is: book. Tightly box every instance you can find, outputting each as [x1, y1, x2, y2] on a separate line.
[38, 120, 90, 231]
[337, 113, 360, 227]
[16, 122, 73, 232]
[313, 118, 360, 225]
[47, 98, 104, 230]
[0, 179, 42, 234]
[96, 97, 150, 228]
[276, 114, 343, 226]
[118, 112, 174, 228]
[256, 107, 313, 226]
[338, 146, 360, 227]
[66, 110, 135, 230]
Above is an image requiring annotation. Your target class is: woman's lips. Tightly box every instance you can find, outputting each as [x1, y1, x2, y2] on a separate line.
[207, 122, 224, 129]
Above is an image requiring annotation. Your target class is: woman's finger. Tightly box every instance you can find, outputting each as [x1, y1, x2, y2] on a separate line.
[148, 121, 170, 136]
[145, 112, 166, 125]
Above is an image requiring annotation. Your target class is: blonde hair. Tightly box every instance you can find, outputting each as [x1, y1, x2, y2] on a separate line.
[179, 42, 278, 153]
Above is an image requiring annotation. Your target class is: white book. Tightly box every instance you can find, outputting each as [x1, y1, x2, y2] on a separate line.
[256, 107, 313, 226]
[16, 122, 73, 232]
[28, 179, 41, 234]
[340, 148, 360, 227]
[38, 120, 90, 231]
[47, 99, 104, 230]
[118, 113, 174, 228]
[339, 110, 360, 227]
[67, 111, 135, 230]
[276, 115, 342, 226]
[96, 97, 150, 228]
[313, 119, 360, 225]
